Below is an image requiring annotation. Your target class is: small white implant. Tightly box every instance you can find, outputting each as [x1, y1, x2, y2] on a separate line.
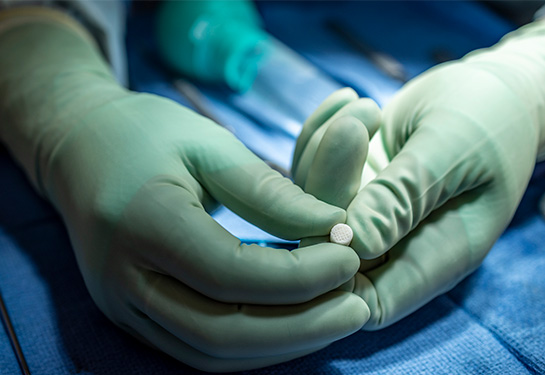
[330, 223, 353, 246]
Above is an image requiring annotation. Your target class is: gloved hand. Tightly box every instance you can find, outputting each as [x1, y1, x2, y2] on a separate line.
[293, 20, 545, 329]
[0, 8, 369, 372]
[292, 87, 381, 247]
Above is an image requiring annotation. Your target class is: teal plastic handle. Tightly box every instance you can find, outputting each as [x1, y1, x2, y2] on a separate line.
[156, 0, 269, 92]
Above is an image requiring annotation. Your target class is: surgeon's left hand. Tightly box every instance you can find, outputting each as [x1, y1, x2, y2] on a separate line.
[0, 8, 369, 372]
[294, 20, 545, 329]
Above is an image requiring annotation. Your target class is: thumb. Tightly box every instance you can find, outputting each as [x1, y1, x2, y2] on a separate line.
[348, 111, 494, 259]
[304, 115, 369, 209]
[298, 115, 368, 249]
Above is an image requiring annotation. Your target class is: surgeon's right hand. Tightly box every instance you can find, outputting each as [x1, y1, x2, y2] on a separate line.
[0, 8, 369, 372]
[294, 20, 545, 331]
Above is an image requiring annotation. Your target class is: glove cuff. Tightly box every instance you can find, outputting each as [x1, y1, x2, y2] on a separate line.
[0, 6, 123, 196]
[464, 20, 545, 162]
[0, 6, 95, 45]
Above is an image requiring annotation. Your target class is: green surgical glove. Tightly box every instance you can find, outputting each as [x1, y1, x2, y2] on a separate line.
[292, 87, 381, 250]
[0, 8, 369, 372]
[294, 20, 545, 330]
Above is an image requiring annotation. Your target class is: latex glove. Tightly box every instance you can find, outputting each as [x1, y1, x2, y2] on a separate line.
[293, 20, 545, 330]
[292, 87, 381, 242]
[0, 8, 369, 372]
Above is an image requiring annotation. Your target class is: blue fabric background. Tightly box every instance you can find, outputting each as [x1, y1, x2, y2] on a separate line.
[1, 1, 544, 374]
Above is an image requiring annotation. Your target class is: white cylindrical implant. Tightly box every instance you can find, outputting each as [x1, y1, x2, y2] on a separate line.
[330, 223, 353, 246]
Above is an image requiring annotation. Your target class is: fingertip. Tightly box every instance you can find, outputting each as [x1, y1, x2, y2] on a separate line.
[294, 240, 360, 268]
[324, 115, 370, 158]
[298, 235, 329, 248]
[352, 273, 381, 330]
[291, 242, 360, 295]
[293, 87, 359, 176]
[318, 87, 359, 109]
[335, 292, 371, 332]
[294, 115, 369, 197]
[281, 200, 346, 240]
[337, 87, 359, 98]
[303, 115, 368, 210]
[305, 88, 359, 128]
[324, 96, 382, 140]
[355, 98, 382, 139]
[333, 242, 361, 277]
[358, 296, 372, 328]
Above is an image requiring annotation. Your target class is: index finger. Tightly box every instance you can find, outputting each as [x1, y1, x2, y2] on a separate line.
[293, 87, 360, 175]
[198, 152, 347, 241]
[117, 177, 361, 305]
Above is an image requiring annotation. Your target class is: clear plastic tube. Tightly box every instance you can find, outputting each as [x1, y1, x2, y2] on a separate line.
[231, 37, 343, 137]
